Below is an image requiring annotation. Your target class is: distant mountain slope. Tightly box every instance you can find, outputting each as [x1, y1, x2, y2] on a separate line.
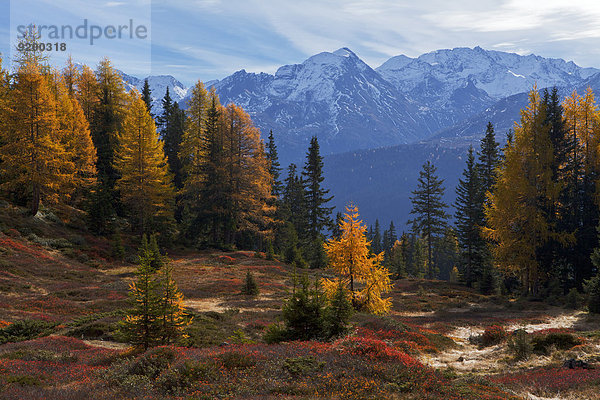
[324, 143, 468, 231]
[203, 47, 597, 163]
[202, 48, 426, 163]
[429, 71, 600, 146]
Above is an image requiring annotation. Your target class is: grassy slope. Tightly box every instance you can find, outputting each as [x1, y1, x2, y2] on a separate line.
[0, 202, 599, 399]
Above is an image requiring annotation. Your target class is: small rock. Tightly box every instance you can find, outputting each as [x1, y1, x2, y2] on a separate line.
[457, 356, 464, 362]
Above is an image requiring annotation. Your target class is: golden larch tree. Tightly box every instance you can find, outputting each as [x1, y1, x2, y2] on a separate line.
[323, 204, 392, 314]
[178, 81, 210, 235]
[484, 87, 568, 294]
[74, 65, 100, 123]
[221, 103, 275, 243]
[49, 71, 97, 203]
[114, 90, 175, 235]
[0, 61, 71, 214]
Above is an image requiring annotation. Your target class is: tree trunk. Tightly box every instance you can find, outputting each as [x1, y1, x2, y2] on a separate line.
[30, 183, 40, 215]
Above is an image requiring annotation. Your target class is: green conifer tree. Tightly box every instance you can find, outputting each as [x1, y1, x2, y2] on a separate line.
[372, 219, 382, 254]
[302, 137, 333, 240]
[266, 130, 283, 198]
[241, 270, 260, 296]
[121, 235, 163, 349]
[454, 146, 486, 287]
[141, 78, 153, 117]
[408, 161, 449, 279]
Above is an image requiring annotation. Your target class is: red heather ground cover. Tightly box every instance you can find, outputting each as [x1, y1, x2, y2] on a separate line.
[0, 333, 520, 400]
[0, 337, 120, 390]
[494, 366, 600, 394]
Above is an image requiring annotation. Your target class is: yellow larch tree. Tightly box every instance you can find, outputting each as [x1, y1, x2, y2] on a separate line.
[73, 65, 99, 123]
[49, 71, 97, 203]
[178, 81, 210, 236]
[323, 204, 392, 314]
[0, 60, 71, 215]
[485, 87, 567, 294]
[114, 90, 175, 235]
[221, 103, 275, 243]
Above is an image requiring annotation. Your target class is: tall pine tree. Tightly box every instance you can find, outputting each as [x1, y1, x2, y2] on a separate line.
[454, 146, 486, 287]
[266, 130, 283, 198]
[141, 78, 153, 117]
[302, 136, 333, 240]
[408, 161, 449, 279]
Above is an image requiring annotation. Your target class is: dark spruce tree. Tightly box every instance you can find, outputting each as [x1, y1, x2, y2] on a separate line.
[332, 211, 343, 239]
[201, 97, 230, 246]
[408, 161, 449, 279]
[159, 89, 186, 190]
[283, 163, 308, 239]
[302, 136, 333, 240]
[476, 122, 501, 292]
[141, 78, 153, 117]
[542, 88, 576, 291]
[454, 146, 486, 287]
[478, 122, 500, 195]
[266, 130, 283, 198]
[371, 219, 382, 254]
[89, 59, 126, 230]
[388, 221, 397, 249]
[382, 221, 397, 266]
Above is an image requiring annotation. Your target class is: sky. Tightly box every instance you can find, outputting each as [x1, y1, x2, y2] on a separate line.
[1, 0, 600, 85]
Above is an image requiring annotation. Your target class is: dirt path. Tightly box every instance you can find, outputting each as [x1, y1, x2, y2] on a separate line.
[184, 295, 276, 313]
[420, 311, 585, 373]
[83, 339, 129, 350]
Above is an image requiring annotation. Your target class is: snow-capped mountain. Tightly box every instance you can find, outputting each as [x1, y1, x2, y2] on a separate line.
[429, 71, 600, 147]
[201, 48, 425, 162]
[376, 46, 599, 134]
[200, 47, 598, 162]
[118, 46, 599, 164]
[119, 72, 188, 115]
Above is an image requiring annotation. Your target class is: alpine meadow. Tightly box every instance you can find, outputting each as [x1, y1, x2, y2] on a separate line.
[2, 2, 600, 399]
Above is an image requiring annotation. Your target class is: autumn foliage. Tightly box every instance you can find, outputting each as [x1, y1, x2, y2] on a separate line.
[323, 204, 392, 314]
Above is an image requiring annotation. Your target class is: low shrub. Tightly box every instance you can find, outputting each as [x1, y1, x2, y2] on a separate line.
[0, 348, 77, 363]
[532, 333, 582, 355]
[156, 360, 216, 395]
[67, 321, 117, 341]
[218, 351, 256, 369]
[507, 329, 532, 361]
[283, 356, 325, 376]
[227, 329, 256, 344]
[28, 234, 72, 249]
[0, 319, 56, 344]
[127, 347, 177, 379]
[480, 325, 508, 347]
[565, 288, 584, 309]
[263, 323, 288, 344]
[5, 374, 43, 387]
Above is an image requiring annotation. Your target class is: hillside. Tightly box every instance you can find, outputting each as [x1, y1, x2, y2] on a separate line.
[1, 203, 599, 399]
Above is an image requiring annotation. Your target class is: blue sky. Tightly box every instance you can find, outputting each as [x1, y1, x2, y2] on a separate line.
[2, 0, 600, 85]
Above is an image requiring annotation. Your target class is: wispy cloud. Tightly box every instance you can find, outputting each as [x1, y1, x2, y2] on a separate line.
[3, 0, 600, 83]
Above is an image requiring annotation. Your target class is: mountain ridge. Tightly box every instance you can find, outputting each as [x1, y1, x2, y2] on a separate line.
[121, 46, 598, 165]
